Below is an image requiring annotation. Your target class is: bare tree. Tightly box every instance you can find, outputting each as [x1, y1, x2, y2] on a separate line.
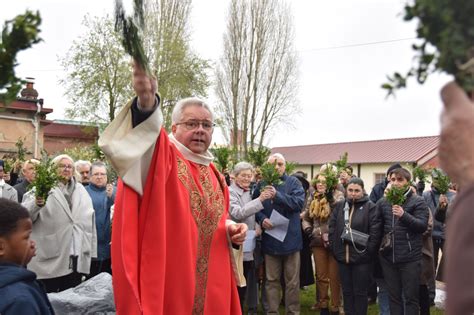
[215, 0, 299, 157]
[143, 0, 210, 130]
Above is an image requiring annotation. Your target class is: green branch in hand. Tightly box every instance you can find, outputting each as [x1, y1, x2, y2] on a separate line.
[29, 154, 61, 202]
[260, 161, 283, 187]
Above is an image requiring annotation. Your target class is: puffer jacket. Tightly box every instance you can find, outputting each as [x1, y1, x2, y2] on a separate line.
[377, 190, 429, 263]
[329, 195, 382, 264]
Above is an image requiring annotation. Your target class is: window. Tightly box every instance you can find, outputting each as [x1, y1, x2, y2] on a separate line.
[374, 173, 386, 185]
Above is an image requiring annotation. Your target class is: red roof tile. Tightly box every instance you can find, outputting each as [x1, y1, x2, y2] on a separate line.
[271, 136, 439, 165]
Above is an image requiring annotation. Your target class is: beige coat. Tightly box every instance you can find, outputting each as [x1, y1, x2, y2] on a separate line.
[22, 183, 97, 279]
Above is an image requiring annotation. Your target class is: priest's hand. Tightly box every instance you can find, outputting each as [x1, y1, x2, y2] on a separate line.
[132, 60, 158, 110]
[440, 81, 474, 188]
[228, 223, 248, 245]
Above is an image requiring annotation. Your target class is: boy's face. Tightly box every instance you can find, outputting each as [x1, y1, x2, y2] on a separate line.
[0, 218, 36, 266]
[389, 173, 409, 188]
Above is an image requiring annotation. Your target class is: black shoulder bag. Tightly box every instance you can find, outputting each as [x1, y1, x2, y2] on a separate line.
[341, 201, 370, 253]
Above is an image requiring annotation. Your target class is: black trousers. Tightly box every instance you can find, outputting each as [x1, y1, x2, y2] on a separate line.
[40, 272, 83, 293]
[237, 260, 258, 313]
[87, 258, 112, 279]
[380, 255, 421, 315]
[338, 262, 370, 315]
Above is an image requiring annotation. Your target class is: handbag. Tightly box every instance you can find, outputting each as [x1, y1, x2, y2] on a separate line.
[340, 202, 369, 253]
[379, 231, 393, 253]
[379, 214, 396, 254]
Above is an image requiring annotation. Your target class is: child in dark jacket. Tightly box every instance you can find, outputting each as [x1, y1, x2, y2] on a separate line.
[0, 198, 54, 315]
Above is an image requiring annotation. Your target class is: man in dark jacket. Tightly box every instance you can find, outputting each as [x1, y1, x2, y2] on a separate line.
[14, 159, 39, 203]
[378, 167, 429, 315]
[254, 153, 305, 315]
[369, 163, 401, 203]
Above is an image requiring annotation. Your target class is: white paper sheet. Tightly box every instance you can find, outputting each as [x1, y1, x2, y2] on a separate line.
[265, 210, 290, 242]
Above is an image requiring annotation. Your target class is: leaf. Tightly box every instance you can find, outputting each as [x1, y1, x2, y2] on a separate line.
[386, 184, 409, 206]
[260, 161, 283, 187]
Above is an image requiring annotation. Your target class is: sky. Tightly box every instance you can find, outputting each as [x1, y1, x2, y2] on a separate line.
[1, 0, 452, 148]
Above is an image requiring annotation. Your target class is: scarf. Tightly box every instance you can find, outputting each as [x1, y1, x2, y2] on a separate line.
[309, 193, 331, 221]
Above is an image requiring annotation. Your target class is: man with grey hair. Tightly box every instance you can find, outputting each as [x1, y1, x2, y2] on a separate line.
[253, 153, 305, 314]
[85, 161, 116, 278]
[75, 160, 91, 186]
[99, 62, 247, 314]
[14, 159, 40, 202]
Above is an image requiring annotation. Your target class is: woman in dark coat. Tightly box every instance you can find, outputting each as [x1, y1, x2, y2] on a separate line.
[329, 177, 382, 315]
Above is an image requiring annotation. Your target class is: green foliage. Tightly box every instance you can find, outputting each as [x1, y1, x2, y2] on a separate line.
[246, 146, 271, 167]
[15, 137, 28, 162]
[260, 161, 283, 187]
[30, 153, 61, 201]
[412, 165, 431, 182]
[114, 0, 150, 74]
[0, 11, 42, 103]
[386, 184, 409, 206]
[383, 0, 474, 96]
[210, 146, 235, 173]
[334, 152, 349, 172]
[60, 15, 134, 123]
[285, 161, 298, 175]
[431, 168, 451, 194]
[317, 164, 339, 197]
[1, 157, 13, 173]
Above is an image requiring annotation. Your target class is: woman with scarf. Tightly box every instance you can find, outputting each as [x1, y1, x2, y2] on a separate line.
[302, 168, 344, 315]
[22, 154, 96, 293]
[328, 177, 382, 315]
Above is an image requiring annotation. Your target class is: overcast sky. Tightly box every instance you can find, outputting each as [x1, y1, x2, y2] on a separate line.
[1, 0, 451, 148]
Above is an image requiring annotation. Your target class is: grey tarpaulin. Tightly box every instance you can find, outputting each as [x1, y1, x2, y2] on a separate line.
[47, 273, 116, 314]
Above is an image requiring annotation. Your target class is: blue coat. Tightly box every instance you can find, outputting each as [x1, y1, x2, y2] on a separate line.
[254, 174, 305, 255]
[85, 184, 116, 260]
[0, 262, 54, 315]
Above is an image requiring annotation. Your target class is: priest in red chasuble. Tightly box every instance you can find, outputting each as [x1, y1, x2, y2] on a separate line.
[99, 63, 247, 315]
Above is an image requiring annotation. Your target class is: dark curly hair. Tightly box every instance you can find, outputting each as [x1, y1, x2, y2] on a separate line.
[0, 199, 31, 238]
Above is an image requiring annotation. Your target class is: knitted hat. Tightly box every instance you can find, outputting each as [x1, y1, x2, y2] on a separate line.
[386, 163, 402, 175]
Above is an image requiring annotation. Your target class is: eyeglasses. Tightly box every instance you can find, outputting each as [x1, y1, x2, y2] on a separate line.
[176, 120, 215, 131]
[92, 173, 107, 177]
[59, 164, 73, 170]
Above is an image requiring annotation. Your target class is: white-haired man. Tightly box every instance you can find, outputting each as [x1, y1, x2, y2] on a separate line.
[253, 153, 306, 314]
[99, 62, 247, 314]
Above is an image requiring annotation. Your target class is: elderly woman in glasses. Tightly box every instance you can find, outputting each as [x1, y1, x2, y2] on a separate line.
[22, 154, 97, 293]
[229, 161, 273, 314]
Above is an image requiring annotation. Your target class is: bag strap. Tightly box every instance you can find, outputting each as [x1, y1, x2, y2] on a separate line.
[345, 200, 367, 254]
[343, 201, 350, 226]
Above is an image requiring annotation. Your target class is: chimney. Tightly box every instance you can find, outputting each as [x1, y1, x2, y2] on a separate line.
[19, 77, 39, 100]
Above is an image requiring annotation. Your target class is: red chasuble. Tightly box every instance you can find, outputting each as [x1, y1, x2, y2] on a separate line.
[111, 129, 241, 314]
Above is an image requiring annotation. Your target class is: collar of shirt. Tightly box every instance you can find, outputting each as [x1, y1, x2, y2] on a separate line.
[168, 133, 214, 166]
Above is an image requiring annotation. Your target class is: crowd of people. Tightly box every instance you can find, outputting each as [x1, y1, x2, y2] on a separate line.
[0, 64, 472, 315]
[0, 155, 116, 314]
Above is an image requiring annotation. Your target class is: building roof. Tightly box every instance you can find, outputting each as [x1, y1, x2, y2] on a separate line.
[271, 135, 439, 165]
[43, 121, 98, 140]
[0, 99, 53, 115]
